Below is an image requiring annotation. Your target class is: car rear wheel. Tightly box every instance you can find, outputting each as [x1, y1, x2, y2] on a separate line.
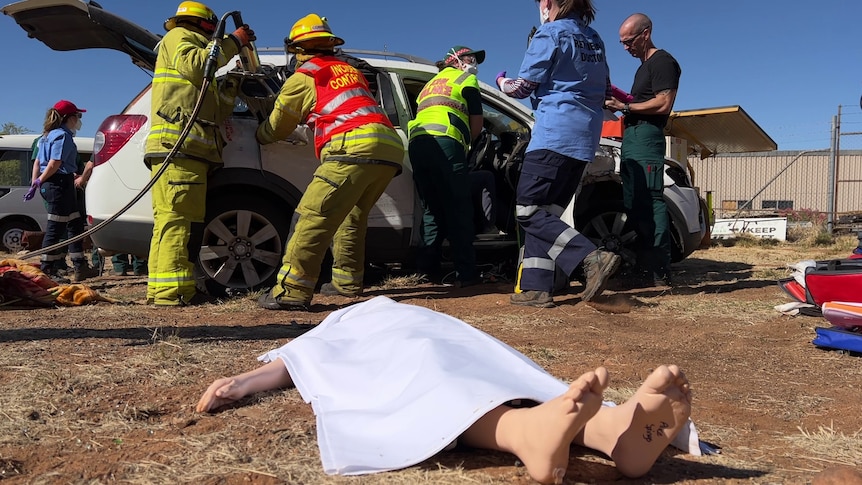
[575, 199, 685, 269]
[196, 194, 291, 295]
[0, 219, 40, 253]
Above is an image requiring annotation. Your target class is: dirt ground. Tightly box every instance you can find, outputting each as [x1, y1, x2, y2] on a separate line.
[1, 240, 861, 485]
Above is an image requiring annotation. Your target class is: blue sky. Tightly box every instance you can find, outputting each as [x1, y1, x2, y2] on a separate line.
[2, 0, 861, 150]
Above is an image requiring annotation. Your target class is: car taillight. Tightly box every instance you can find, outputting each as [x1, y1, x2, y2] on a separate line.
[93, 114, 147, 167]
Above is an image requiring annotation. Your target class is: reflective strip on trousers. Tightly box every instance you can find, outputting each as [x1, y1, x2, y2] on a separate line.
[521, 257, 555, 271]
[547, 227, 580, 261]
[516, 204, 565, 218]
[148, 272, 195, 288]
[331, 267, 363, 286]
[47, 211, 81, 223]
[277, 267, 316, 289]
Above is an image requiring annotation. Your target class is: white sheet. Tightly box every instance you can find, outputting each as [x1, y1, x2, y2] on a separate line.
[260, 296, 699, 475]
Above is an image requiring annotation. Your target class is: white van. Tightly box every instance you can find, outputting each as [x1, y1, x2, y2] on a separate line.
[0, 133, 94, 252]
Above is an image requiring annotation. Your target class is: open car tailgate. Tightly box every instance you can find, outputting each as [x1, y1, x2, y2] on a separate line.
[2, 0, 159, 71]
[666, 105, 778, 158]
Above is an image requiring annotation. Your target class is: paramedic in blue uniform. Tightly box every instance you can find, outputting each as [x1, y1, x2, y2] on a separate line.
[25, 100, 98, 282]
[497, 0, 620, 308]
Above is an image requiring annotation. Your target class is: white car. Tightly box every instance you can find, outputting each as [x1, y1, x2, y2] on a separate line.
[0, 133, 94, 252]
[3, 0, 711, 293]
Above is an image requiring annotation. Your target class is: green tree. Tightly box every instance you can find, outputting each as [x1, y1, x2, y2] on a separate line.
[0, 122, 31, 135]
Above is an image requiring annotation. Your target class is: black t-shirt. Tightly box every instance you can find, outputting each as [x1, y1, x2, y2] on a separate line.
[463, 86, 482, 116]
[628, 49, 681, 128]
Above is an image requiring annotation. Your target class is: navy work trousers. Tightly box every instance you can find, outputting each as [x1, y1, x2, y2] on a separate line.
[515, 149, 596, 293]
[39, 173, 86, 271]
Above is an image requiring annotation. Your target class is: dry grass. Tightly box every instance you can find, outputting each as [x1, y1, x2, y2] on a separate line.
[2, 243, 862, 483]
[783, 424, 862, 466]
[379, 273, 428, 289]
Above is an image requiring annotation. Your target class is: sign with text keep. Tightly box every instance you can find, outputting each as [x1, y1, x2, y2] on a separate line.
[712, 217, 787, 241]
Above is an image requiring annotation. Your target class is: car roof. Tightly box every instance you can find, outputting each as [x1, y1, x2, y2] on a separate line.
[0, 133, 94, 153]
[252, 51, 535, 122]
[2, 0, 159, 71]
[4, 1, 536, 126]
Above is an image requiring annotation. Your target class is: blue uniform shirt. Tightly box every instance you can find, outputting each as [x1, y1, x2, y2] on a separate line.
[37, 127, 78, 175]
[517, 16, 609, 161]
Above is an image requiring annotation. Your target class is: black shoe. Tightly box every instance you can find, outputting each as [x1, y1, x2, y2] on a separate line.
[319, 282, 361, 297]
[43, 268, 71, 284]
[257, 292, 309, 310]
[654, 272, 673, 288]
[72, 265, 100, 282]
[454, 277, 483, 289]
[581, 250, 621, 301]
[178, 292, 220, 307]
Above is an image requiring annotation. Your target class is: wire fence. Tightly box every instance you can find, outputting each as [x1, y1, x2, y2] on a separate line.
[691, 149, 862, 232]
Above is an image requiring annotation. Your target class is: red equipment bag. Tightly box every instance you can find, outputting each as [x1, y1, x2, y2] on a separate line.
[779, 259, 862, 307]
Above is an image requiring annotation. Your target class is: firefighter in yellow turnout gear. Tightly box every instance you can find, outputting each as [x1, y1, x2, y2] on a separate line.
[145, 1, 255, 306]
[257, 14, 403, 310]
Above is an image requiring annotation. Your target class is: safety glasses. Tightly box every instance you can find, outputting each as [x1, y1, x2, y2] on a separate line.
[620, 29, 647, 47]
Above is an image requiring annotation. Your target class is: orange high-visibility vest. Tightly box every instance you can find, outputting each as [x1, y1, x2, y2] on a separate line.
[297, 56, 393, 157]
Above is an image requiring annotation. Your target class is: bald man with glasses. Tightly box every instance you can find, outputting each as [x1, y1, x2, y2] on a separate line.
[605, 13, 681, 288]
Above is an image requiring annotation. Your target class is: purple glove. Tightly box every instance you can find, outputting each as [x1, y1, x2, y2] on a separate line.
[610, 84, 634, 103]
[496, 71, 506, 89]
[23, 179, 40, 201]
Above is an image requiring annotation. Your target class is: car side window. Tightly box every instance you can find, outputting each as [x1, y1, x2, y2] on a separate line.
[0, 149, 30, 186]
[401, 77, 426, 119]
[478, 99, 530, 161]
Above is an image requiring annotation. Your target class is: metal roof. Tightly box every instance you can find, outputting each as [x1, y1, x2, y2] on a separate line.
[666, 105, 778, 158]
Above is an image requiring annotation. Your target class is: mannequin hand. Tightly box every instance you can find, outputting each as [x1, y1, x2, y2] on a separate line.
[496, 71, 507, 89]
[231, 25, 256, 48]
[23, 179, 41, 201]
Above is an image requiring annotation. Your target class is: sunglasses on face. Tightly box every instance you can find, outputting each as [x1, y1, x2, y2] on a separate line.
[620, 29, 647, 47]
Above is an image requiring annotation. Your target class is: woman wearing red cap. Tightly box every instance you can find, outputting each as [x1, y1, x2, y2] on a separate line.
[26, 100, 98, 282]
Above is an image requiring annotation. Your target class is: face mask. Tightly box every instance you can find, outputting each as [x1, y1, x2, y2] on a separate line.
[539, 5, 550, 24]
[463, 61, 478, 76]
[70, 117, 82, 135]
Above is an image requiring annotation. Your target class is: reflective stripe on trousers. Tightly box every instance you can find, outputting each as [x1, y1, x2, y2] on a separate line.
[273, 161, 398, 301]
[39, 174, 86, 270]
[146, 157, 207, 305]
[515, 150, 596, 292]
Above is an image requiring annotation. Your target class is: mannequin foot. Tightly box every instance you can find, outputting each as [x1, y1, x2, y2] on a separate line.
[510, 367, 609, 484]
[579, 364, 692, 478]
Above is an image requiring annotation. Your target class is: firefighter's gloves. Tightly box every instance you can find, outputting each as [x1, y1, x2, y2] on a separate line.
[495, 71, 507, 90]
[23, 178, 41, 202]
[230, 25, 256, 49]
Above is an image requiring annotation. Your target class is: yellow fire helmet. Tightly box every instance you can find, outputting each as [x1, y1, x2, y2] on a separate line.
[164, 1, 217, 32]
[285, 13, 345, 53]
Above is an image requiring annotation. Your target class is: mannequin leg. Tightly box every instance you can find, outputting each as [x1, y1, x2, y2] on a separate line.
[460, 367, 609, 484]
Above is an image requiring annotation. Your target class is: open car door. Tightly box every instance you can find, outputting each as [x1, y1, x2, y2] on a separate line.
[2, 0, 159, 71]
[665, 105, 778, 158]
